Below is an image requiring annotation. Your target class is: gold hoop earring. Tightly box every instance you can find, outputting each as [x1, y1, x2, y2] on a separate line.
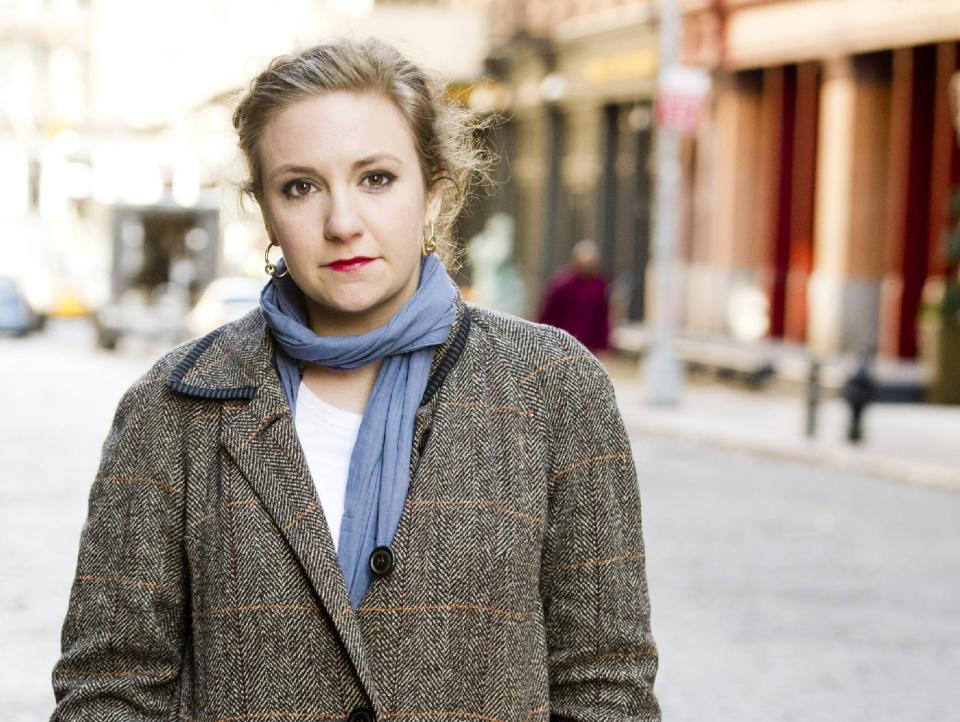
[421, 222, 437, 257]
[264, 241, 288, 278]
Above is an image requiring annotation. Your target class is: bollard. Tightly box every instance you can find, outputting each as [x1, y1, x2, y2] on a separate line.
[842, 350, 876, 444]
[805, 359, 821, 438]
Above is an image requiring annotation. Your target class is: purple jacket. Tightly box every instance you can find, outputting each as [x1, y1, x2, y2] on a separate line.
[538, 267, 611, 352]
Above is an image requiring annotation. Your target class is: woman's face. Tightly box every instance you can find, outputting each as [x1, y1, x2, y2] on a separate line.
[258, 90, 441, 336]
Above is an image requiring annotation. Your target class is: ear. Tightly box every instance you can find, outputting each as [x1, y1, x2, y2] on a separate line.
[424, 185, 443, 228]
[261, 209, 281, 247]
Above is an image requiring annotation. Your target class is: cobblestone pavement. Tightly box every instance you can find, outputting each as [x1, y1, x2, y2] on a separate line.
[3, 322, 958, 721]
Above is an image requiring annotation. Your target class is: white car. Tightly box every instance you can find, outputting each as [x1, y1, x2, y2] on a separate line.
[187, 276, 266, 339]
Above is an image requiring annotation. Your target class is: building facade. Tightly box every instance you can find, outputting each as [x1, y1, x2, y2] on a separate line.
[455, 0, 960, 367]
[683, 0, 960, 360]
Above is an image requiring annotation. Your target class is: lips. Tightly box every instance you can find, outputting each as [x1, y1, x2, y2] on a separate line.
[326, 257, 376, 272]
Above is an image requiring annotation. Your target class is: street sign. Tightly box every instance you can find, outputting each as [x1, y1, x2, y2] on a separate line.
[656, 65, 712, 134]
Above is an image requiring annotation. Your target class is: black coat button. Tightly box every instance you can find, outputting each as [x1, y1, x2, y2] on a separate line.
[369, 545, 395, 578]
[347, 707, 375, 722]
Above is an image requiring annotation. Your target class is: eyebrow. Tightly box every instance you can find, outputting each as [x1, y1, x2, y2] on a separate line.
[269, 153, 402, 180]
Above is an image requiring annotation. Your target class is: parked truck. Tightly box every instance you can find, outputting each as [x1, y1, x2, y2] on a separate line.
[94, 201, 219, 350]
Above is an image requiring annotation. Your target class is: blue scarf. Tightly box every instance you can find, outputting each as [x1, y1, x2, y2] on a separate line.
[260, 253, 457, 607]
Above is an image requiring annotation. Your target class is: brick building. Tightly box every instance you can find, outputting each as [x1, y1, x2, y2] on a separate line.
[682, 0, 960, 360]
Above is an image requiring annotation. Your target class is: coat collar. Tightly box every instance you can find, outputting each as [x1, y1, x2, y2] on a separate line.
[164, 292, 471, 710]
[165, 291, 470, 402]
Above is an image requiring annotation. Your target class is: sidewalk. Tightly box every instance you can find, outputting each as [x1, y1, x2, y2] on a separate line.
[612, 323, 929, 391]
[603, 355, 960, 493]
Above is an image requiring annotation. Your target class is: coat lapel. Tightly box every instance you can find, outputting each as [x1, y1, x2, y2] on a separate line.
[218, 333, 380, 705]
[168, 311, 379, 704]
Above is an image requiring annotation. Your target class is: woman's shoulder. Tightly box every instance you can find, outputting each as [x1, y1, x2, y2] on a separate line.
[465, 303, 613, 396]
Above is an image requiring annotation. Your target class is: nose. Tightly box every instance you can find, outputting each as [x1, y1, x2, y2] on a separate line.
[323, 188, 364, 244]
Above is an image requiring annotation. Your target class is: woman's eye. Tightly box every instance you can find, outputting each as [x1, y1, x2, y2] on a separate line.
[363, 172, 394, 189]
[284, 179, 314, 198]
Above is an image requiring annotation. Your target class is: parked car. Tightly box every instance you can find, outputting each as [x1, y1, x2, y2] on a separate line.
[0, 276, 41, 336]
[186, 276, 265, 339]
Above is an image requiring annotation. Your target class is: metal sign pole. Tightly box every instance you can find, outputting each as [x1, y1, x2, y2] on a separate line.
[645, 0, 684, 405]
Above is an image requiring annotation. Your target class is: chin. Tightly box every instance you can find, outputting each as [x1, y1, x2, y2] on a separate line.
[301, 270, 414, 330]
[320, 287, 394, 317]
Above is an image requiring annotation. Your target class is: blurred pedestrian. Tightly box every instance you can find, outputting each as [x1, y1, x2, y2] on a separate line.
[538, 238, 612, 352]
[49, 38, 659, 722]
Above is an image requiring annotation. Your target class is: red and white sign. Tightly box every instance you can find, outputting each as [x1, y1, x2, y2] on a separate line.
[656, 65, 712, 134]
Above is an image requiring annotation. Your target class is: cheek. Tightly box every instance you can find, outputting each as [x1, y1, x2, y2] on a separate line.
[268, 207, 320, 258]
[375, 197, 426, 254]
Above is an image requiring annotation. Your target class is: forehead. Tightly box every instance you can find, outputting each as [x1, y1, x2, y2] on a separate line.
[259, 90, 418, 169]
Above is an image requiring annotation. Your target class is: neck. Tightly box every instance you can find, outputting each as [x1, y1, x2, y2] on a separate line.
[305, 303, 392, 337]
[301, 360, 383, 414]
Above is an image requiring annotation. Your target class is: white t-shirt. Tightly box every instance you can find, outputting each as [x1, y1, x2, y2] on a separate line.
[293, 380, 363, 552]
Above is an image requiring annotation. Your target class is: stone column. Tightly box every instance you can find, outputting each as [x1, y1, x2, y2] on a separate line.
[808, 56, 856, 354]
[844, 53, 893, 353]
[808, 54, 892, 355]
[685, 69, 764, 336]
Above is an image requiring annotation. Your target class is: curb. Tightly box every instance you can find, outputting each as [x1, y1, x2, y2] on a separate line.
[619, 413, 960, 494]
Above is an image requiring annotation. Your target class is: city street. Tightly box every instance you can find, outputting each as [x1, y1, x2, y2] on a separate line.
[2, 322, 958, 721]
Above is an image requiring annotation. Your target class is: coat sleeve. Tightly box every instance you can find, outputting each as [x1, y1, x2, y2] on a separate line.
[50, 369, 187, 721]
[539, 342, 660, 721]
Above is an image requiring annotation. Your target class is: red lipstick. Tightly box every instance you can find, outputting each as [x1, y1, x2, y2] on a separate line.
[326, 257, 376, 272]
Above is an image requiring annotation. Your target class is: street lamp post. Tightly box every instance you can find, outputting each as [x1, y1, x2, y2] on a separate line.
[644, 0, 684, 405]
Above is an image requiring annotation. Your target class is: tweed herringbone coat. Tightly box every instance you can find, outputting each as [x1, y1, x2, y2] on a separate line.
[51, 296, 660, 722]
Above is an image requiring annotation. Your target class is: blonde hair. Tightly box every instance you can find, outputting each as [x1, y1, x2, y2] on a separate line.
[232, 37, 498, 269]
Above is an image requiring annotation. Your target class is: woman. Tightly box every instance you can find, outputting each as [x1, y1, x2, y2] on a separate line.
[50, 38, 659, 722]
